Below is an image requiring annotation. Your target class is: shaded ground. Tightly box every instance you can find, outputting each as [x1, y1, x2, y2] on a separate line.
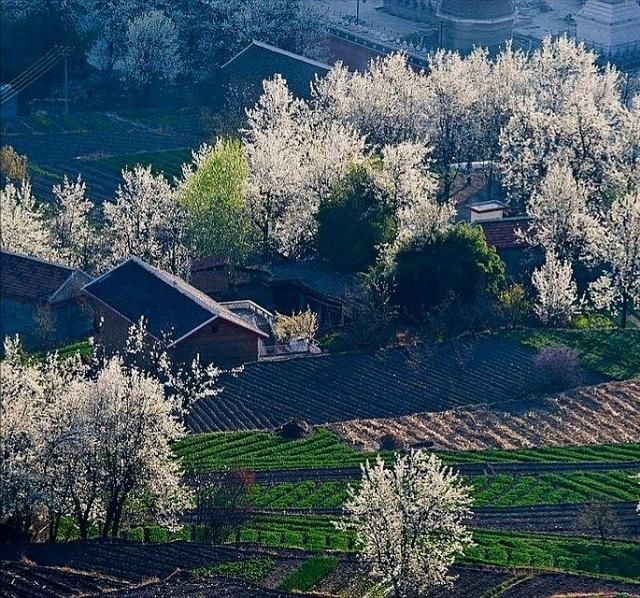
[3, 112, 203, 202]
[188, 336, 604, 433]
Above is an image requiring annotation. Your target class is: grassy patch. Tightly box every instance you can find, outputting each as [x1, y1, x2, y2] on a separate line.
[90, 147, 192, 179]
[232, 516, 640, 581]
[174, 428, 640, 472]
[192, 557, 276, 583]
[503, 329, 640, 380]
[278, 556, 339, 592]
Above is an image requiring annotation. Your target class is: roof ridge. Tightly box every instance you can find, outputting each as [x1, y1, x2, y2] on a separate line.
[221, 40, 332, 71]
[0, 248, 75, 271]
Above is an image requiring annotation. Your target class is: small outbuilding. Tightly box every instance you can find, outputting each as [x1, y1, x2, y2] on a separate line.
[0, 250, 93, 352]
[83, 257, 269, 367]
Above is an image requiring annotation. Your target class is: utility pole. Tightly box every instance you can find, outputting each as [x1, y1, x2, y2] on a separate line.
[64, 51, 69, 115]
[356, 0, 360, 24]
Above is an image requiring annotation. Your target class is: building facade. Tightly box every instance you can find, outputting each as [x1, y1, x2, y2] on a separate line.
[436, 0, 515, 53]
[576, 0, 640, 56]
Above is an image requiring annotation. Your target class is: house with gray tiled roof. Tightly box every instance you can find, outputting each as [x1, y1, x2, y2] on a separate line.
[83, 257, 269, 367]
[0, 249, 93, 351]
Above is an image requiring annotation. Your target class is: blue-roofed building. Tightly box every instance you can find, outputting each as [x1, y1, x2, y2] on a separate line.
[83, 257, 269, 367]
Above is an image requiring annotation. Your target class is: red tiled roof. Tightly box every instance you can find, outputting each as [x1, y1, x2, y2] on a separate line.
[0, 250, 75, 302]
[478, 217, 531, 250]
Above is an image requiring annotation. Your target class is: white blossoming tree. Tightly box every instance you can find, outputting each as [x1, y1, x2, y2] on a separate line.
[336, 451, 473, 597]
[50, 175, 100, 272]
[588, 190, 640, 328]
[103, 165, 188, 275]
[525, 162, 601, 261]
[0, 326, 194, 541]
[380, 141, 455, 248]
[123, 9, 182, 89]
[0, 182, 58, 260]
[532, 251, 580, 326]
[245, 75, 365, 256]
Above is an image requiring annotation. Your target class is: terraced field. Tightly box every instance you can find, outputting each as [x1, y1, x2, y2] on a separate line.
[246, 471, 640, 511]
[331, 379, 640, 450]
[4, 112, 203, 202]
[0, 562, 128, 597]
[187, 337, 593, 433]
[232, 516, 640, 579]
[174, 427, 640, 472]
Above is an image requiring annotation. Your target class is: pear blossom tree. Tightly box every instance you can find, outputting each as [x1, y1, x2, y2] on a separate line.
[0, 182, 58, 261]
[244, 75, 365, 256]
[103, 165, 188, 275]
[50, 175, 100, 272]
[532, 251, 580, 326]
[123, 9, 182, 90]
[525, 162, 601, 261]
[0, 327, 194, 541]
[499, 37, 623, 208]
[588, 190, 640, 328]
[336, 451, 473, 597]
[380, 141, 454, 248]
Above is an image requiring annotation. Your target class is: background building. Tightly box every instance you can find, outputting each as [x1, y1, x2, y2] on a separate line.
[576, 0, 640, 57]
[436, 0, 515, 53]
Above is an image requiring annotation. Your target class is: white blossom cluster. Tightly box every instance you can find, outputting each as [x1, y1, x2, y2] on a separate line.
[0, 319, 223, 540]
[336, 451, 473, 596]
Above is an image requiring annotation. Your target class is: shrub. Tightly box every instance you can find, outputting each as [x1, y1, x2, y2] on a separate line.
[533, 344, 582, 393]
[273, 310, 319, 343]
[145, 525, 168, 543]
[169, 526, 191, 541]
[124, 527, 145, 542]
[572, 313, 615, 330]
[499, 284, 532, 329]
[278, 419, 313, 440]
[393, 224, 506, 317]
[378, 433, 406, 451]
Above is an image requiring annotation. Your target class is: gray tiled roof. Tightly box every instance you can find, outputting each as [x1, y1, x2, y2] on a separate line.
[84, 258, 266, 344]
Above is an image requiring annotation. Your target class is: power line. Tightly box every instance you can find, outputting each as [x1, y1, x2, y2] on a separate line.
[2, 48, 69, 100]
[4, 47, 63, 90]
[1, 46, 71, 105]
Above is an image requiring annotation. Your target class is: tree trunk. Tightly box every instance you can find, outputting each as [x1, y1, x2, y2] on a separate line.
[621, 292, 629, 329]
[111, 498, 127, 539]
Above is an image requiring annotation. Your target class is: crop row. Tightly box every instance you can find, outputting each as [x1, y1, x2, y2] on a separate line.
[230, 516, 640, 580]
[246, 471, 640, 511]
[173, 428, 640, 472]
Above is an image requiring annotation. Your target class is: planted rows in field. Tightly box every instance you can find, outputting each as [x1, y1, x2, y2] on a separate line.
[231, 516, 640, 580]
[174, 427, 640, 472]
[187, 337, 567, 433]
[332, 379, 640, 451]
[246, 471, 640, 511]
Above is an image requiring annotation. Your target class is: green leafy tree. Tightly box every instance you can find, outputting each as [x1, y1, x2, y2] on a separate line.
[393, 224, 506, 316]
[179, 139, 258, 264]
[316, 163, 395, 273]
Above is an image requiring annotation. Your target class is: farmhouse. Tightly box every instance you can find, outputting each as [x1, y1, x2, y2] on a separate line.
[0, 250, 93, 352]
[83, 257, 269, 367]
